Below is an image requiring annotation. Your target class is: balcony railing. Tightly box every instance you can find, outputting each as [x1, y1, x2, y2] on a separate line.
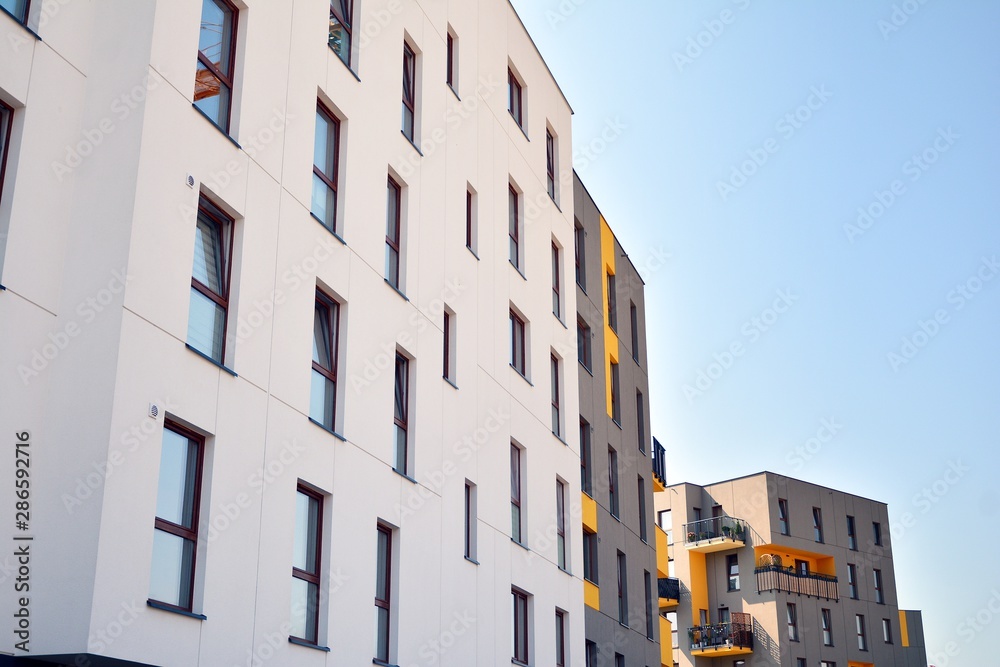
[755, 565, 839, 601]
[683, 516, 746, 545]
[658, 577, 680, 601]
[688, 612, 753, 652]
[652, 437, 667, 488]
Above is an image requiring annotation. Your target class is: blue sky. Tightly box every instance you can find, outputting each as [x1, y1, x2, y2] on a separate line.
[512, 1, 999, 663]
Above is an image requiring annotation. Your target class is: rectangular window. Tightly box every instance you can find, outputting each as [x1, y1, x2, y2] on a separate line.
[508, 185, 520, 270]
[856, 614, 868, 651]
[555, 610, 566, 666]
[291, 486, 322, 644]
[0, 100, 12, 204]
[577, 319, 592, 370]
[551, 242, 561, 318]
[821, 663, 837, 667]
[188, 196, 234, 364]
[580, 419, 592, 495]
[556, 480, 566, 569]
[821, 608, 833, 646]
[385, 176, 402, 290]
[610, 361, 621, 424]
[847, 515, 857, 550]
[873, 568, 884, 604]
[615, 654, 624, 667]
[329, 0, 353, 66]
[617, 551, 628, 625]
[786, 603, 798, 641]
[607, 272, 617, 331]
[464, 481, 476, 561]
[401, 43, 416, 141]
[194, 0, 237, 133]
[813, 507, 824, 543]
[797, 660, 807, 667]
[636, 390, 645, 453]
[630, 302, 639, 361]
[583, 532, 598, 583]
[510, 443, 523, 544]
[150, 423, 204, 612]
[727, 554, 740, 591]
[465, 187, 476, 252]
[392, 353, 409, 475]
[445, 30, 456, 89]
[883, 618, 893, 643]
[512, 589, 529, 664]
[608, 447, 619, 518]
[546, 130, 556, 201]
[312, 103, 340, 233]
[638, 476, 647, 542]
[585, 641, 597, 667]
[508, 68, 523, 127]
[310, 292, 339, 430]
[778, 498, 789, 535]
[0, 0, 29, 23]
[644, 570, 654, 639]
[848, 564, 858, 599]
[510, 310, 526, 376]
[574, 221, 586, 289]
[667, 611, 679, 648]
[873, 521, 882, 546]
[443, 309, 455, 383]
[551, 354, 561, 437]
[375, 525, 392, 662]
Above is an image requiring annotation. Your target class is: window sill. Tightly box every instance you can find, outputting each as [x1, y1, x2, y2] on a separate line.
[558, 566, 572, 577]
[0, 6, 40, 39]
[384, 279, 409, 302]
[554, 314, 568, 330]
[576, 282, 587, 295]
[191, 104, 241, 150]
[612, 418, 622, 430]
[289, 637, 330, 652]
[447, 83, 461, 102]
[552, 432, 567, 446]
[373, 661, 399, 667]
[511, 538, 530, 552]
[619, 621, 630, 629]
[186, 344, 238, 377]
[466, 246, 480, 261]
[401, 131, 423, 156]
[512, 660, 529, 667]
[309, 213, 347, 245]
[510, 365, 532, 386]
[548, 193, 562, 213]
[464, 556, 480, 566]
[443, 376, 459, 390]
[393, 468, 418, 485]
[147, 599, 206, 620]
[329, 46, 361, 82]
[509, 259, 527, 280]
[579, 362, 593, 377]
[308, 418, 346, 442]
[508, 112, 529, 142]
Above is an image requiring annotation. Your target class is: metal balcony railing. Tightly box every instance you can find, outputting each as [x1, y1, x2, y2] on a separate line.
[658, 577, 680, 601]
[688, 612, 753, 651]
[683, 516, 746, 544]
[755, 565, 839, 601]
[652, 437, 667, 488]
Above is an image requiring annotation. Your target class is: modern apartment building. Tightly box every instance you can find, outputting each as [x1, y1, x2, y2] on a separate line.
[0, 1, 594, 665]
[654, 472, 927, 667]
[574, 175, 669, 667]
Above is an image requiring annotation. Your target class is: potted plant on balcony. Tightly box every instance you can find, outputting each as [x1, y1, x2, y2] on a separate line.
[721, 525, 732, 538]
[733, 522, 745, 541]
[687, 531, 696, 542]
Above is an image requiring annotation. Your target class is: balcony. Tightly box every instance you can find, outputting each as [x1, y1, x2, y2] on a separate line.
[658, 577, 680, 610]
[689, 612, 753, 657]
[652, 437, 667, 492]
[683, 516, 747, 553]
[755, 564, 839, 601]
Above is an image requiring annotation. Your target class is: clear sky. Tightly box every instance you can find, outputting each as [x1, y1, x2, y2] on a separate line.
[512, 1, 999, 664]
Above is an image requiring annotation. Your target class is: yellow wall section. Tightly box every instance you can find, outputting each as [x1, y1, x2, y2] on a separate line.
[660, 616, 672, 667]
[600, 216, 619, 419]
[581, 492, 598, 534]
[655, 525, 669, 578]
[689, 550, 708, 622]
[584, 580, 600, 611]
[753, 544, 836, 576]
[899, 609, 910, 647]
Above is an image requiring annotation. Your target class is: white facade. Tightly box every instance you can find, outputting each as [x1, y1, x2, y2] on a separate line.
[0, 1, 583, 665]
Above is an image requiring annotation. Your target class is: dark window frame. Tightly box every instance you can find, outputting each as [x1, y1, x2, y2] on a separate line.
[882, 618, 893, 644]
[0, 100, 13, 205]
[847, 515, 857, 550]
[190, 195, 235, 364]
[630, 301, 639, 361]
[727, 554, 740, 591]
[401, 43, 416, 141]
[616, 550, 628, 625]
[385, 176, 402, 289]
[872, 521, 882, 546]
[291, 485, 324, 645]
[445, 30, 456, 89]
[638, 476, 647, 542]
[580, 418, 592, 495]
[464, 482, 475, 560]
[508, 185, 520, 270]
[778, 498, 789, 535]
[813, 507, 824, 543]
[512, 588, 529, 664]
[821, 608, 833, 646]
[508, 68, 523, 128]
[583, 532, 598, 584]
[465, 188, 474, 251]
[510, 442, 522, 544]
[608, 446, 619, 518]
[510, 309, 526, 376]
[551, 242, 561, 318]
[312, 102, 341, 233]
[873, 568, 884, 604]
[577, 318, 592, 370]
[442, 310, 453, 382]
[329, 0, 353, 66]
[606, 272, 617, 331]
[550, 354, 561, 437]
[574, 221, 585, 289]
[848, 563, 859, 599]
[644, 570, 654, 639]
[392, 353, 409, 474]
[1, 0, 30, 24]
[311, 291, 340, 429]
[546, 129, 556, 201]
[194, 0, 239, 134]
[375, 524, 393, 662]
[555, 609, 566, 666]
[151, 421, 205, 613]
[556, 479, 566, 569]
[636, 390, 645, 454]
[857, 613, 868, 651]
[610, 360, 621, 425]
[787, 602, 799, 642]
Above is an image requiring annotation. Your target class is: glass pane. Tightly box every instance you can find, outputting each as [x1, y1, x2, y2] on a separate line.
[193, 216, 223, 293]
[375, 607, 389, 661]
[313, 303, 332, 368]
[0, 0, 27, 22]
[311, 175, 337, 231]
[310, 371, 335, 429]
[188, 288, 226, 362]
[314, 111, 336, 175]
[557, 535, 566, 568]
[511, 505, 521, 543]
[393, 358, 407, 421]
[194, 62, 231, 130]
[290, 577, 318, 642]
[150, 529, 194, 608]
[293, 491, 319, 573]
[401, 105, 413, 140]
[329, 15, 351, 64]
[376, 529, 389, 600]
[394, 425, 407, 471]
[155, 428, 197, 527]
[199, 0, 232, 73]
[385, 184, 399, 240]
